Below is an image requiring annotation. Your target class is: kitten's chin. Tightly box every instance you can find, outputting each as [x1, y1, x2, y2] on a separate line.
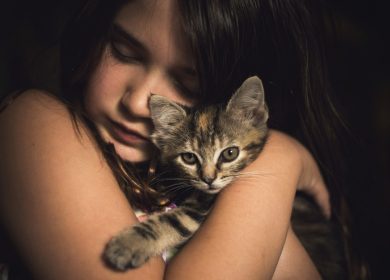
[191, 180, 229, 194]
[204, 188, 222, 194]
[194, 183, 224, 194]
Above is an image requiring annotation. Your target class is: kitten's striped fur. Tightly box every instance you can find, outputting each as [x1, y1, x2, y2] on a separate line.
[104, 76, 269, 270]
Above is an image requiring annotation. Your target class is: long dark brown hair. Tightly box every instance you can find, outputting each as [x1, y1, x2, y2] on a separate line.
[58, 0, 367, 278]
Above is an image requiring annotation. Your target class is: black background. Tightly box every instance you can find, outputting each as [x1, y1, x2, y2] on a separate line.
[1, 0, 389, 278]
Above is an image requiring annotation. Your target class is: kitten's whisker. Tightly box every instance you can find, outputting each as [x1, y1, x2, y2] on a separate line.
[149, 174, 173, 183]
[150, 177, 191, 188]
[163, 186, 183, 193]
[237, 171, 275, 177]
[148, 170, 170, 181]
[229, 172, 275, 181]
[163, 181, 192, 191]
[163, 183, 188, 190]
[221, 179, 261, 190]
[225, 175, 261, 181]
[149, 171, 189, 186]
[232, 179, 260, 184]
[153, 177, 194, 182]
[163, 184, 193, 196]
[153, 177, 191, 184]
[164, 185, 191, 192]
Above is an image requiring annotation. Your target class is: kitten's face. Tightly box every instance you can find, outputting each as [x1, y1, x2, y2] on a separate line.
[149, 76, 269, 194]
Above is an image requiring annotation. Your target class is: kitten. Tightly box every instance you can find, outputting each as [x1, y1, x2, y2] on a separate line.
[103, 76, 347, 279]
[104, 76, 269, 270]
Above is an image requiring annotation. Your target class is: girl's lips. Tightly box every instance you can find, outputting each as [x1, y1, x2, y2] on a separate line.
[110, 120, 149, 145]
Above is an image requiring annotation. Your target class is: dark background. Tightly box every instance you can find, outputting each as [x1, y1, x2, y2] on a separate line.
[1, 0, 389, 278]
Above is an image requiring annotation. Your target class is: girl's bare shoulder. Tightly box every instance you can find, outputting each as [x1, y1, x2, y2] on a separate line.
[0, 89, 109, 200]
[0, 89, 97, 156]
[1, 89, 82, 135]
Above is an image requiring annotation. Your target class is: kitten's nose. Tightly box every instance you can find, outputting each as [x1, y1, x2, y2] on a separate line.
[202, 176, 215, 185]
[201, 165, 216, 185]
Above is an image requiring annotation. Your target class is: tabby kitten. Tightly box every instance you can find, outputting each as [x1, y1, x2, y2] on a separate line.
[104, 76, 269, 270]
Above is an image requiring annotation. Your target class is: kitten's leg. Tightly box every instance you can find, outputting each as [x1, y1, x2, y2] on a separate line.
[104, 194, 213, 270]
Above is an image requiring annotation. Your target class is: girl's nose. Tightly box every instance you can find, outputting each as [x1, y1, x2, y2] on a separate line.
[120, 70, 169, 119]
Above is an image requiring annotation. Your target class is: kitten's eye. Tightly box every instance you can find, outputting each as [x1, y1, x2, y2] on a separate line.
[220, 147, 239, 162]
[181, 153, 198, 165]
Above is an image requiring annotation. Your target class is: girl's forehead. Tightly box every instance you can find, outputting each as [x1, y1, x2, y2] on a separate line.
[116, 0, 178, 28]
[115, 0, 194, 69]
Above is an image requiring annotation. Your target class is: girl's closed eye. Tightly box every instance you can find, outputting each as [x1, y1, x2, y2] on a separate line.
[170, 75, 199, 102]
[169, 68, 200, 102]
[110, 39, 142, 64]
[109, 24, 147, 64]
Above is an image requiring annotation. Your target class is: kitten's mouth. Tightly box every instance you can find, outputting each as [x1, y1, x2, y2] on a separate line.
[204, 185, 223, 194]
[194, 182, 223, 194]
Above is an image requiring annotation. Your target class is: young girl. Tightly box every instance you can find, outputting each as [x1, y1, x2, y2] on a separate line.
[0, 0, 350, 279]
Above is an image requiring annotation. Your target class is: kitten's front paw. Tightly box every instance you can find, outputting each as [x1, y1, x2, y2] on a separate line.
[104, 227, 154, 270]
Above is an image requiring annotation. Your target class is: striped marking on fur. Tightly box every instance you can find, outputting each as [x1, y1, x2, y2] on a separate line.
[159, 214, 192, 237]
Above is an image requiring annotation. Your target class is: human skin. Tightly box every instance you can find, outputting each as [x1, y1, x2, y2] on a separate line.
[0, 0, 326, 279]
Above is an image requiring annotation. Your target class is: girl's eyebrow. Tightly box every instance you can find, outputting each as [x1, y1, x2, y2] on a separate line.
[112, 23, 149, 56]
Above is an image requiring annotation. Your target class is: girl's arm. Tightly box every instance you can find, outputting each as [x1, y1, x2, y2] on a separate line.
[272, 226, 321, 279]
[165, 130, 325, 279]
[0, 91, 324, 279]
[0, 90, 165, 279]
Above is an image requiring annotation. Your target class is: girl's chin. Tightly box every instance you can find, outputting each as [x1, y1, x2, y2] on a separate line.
[111, 141, 153, 163]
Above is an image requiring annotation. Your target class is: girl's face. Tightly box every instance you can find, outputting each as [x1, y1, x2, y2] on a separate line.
[84, 0, 198, 163]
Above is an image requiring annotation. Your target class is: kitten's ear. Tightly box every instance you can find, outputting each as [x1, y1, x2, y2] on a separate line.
[149, 95, 187, 131]
[226, 76, 268, 125]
